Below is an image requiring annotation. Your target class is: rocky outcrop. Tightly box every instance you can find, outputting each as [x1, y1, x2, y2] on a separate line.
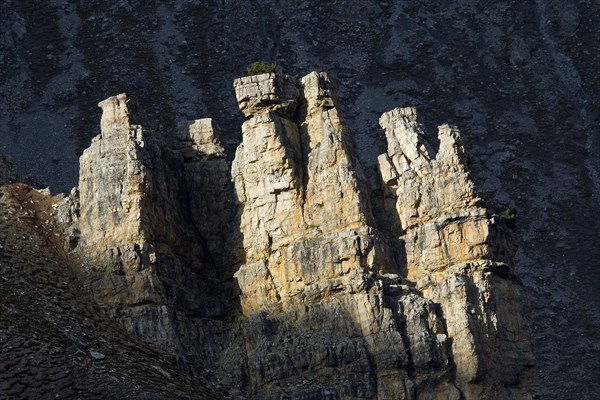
[232, 72, 390, 309]
[57, 93, 236, 380]
[228, 73, 536, 399]
[42, 73, 535, 399]
[76, 93, 201, 345]
[231, 72, 426, 398]
[378, 107, 537, 398]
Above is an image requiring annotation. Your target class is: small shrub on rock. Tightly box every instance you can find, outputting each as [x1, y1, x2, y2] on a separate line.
[500, 205, 517, 229]
[246, 61, 279, 76]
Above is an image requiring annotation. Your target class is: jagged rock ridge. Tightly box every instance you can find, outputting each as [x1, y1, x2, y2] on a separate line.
[40, 72, 537, 399]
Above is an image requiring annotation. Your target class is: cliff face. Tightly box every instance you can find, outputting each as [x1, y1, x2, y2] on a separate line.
[378, 108, 535, 397]
[40, 72, 537, 399]
[54, 93, 238, 380]
[2, 3, 599, 398]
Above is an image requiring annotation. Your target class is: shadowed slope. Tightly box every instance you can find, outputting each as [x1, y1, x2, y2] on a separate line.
[0, 184, 223, 399]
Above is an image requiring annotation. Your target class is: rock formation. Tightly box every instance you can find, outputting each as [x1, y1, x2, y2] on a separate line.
[39, 72, 537, 399]
[231, 72, 416, 398]
[378, 108, 536, 398]
[75, 93, 204, 347]
[3, 5, 598, 395]
[57, 93, 236, 379]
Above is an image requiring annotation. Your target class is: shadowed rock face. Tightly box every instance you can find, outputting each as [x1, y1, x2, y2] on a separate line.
[39, 72, 537, 399]
[62, 93, 239, 382]
[0, 184, 221, 399]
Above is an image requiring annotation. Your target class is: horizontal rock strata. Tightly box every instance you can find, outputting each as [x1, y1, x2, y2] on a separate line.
[378, 107, 537, 398]
[38, 72, 537, 399]
[57, 93, 236, 381]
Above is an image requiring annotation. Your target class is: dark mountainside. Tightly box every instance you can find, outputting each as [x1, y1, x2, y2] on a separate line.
[0, 184, 222, 399]
[0, 1, 599, 399]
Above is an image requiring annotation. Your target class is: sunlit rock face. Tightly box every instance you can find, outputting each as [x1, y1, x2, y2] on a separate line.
[49, 72, 536, 399]
[378, 106, 536, 398]
[64, 93, 233, 374]
[229, 72, 536, 399]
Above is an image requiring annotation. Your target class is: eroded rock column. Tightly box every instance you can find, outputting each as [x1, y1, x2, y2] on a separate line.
[378, 107, 537, 399]
[232, 72, 394, 310]
[75, 93, 212, 354]
[78, 94, 165, 307]
[231, 73, 456, 399]
[232, 73, 305, 311]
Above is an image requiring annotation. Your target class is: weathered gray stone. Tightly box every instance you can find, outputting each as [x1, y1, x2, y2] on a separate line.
[89, 351, 106, 360]
[233, 73, 299, 118]
[176, 118, 230, 272]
